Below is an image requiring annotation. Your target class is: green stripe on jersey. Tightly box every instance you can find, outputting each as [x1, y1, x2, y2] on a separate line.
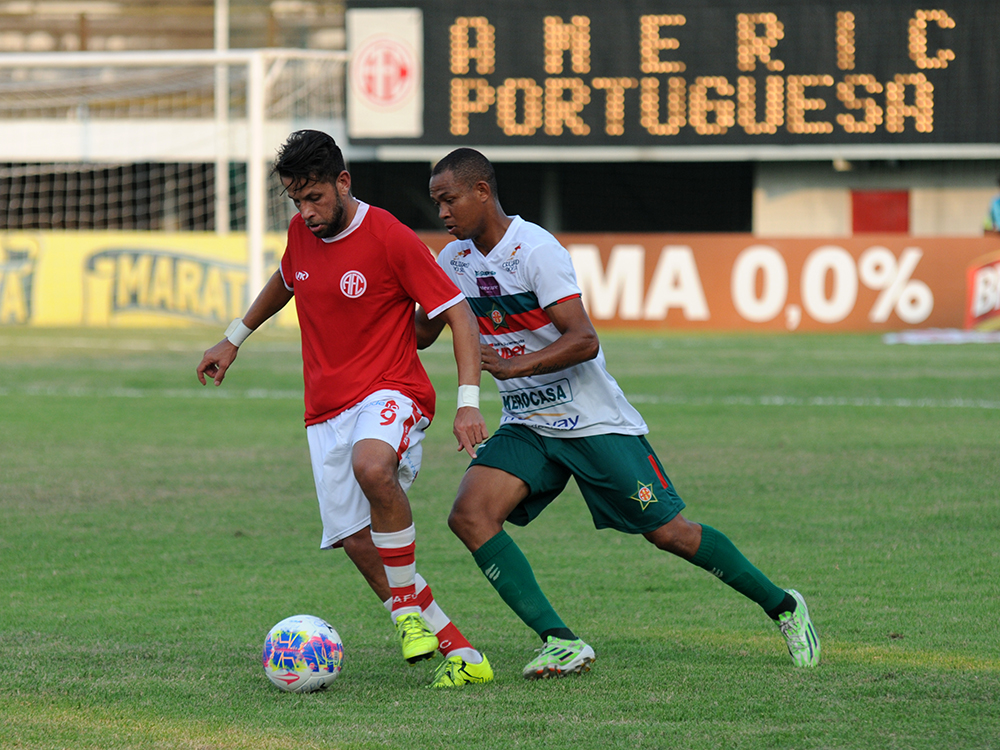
[467, 291, 540, 316]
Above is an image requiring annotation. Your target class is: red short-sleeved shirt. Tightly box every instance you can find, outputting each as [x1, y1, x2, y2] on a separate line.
[280, 202, 463, 426]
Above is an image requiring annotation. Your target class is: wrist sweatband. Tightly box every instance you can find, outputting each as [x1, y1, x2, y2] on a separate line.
[457, 384, 480, 410]
[224, 318, 253, 347]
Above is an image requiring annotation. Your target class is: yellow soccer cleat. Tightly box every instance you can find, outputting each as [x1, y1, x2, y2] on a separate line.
[428, 654, 494, 688]
[395, 612, 439, 664]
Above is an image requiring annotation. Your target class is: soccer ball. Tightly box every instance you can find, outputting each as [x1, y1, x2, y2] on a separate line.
[262, 614, 344, 693]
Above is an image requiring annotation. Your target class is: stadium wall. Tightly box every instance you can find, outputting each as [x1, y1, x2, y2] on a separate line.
[2, 231, 998, 332]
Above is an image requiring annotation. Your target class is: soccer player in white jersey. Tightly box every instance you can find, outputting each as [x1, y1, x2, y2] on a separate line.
[196, 131, 493, 688]
[417, 148, 820, 679]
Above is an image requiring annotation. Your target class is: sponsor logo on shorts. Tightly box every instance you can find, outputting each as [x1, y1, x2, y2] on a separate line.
[631, 481, 658, 511]
[499, 378, 573, 414]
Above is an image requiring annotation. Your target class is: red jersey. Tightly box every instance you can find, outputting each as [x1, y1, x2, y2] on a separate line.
[280, 202, 463, 426]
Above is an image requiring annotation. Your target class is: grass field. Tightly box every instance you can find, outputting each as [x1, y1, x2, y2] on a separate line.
[1, 326, 998, 750]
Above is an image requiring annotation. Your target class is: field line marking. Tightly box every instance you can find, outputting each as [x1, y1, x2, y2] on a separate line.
[1, 387, 998, 410]
[626, 394, 1000, 410]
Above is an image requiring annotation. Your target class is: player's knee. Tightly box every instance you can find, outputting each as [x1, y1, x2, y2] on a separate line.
[447, 501, 473, 541]
[646, 515, 701, 557]
[340, 527, 371, 555]
[352, 459, 396, 502]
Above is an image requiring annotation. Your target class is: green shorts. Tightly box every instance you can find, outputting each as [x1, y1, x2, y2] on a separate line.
[470, 424, 685, 534]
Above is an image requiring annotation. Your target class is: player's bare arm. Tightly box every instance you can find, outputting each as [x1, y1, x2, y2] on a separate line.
[196, 270, 294, 386]
[414, 305, 447, 350]
[435, 299, 489, 456]
[481, 297, 599, 381]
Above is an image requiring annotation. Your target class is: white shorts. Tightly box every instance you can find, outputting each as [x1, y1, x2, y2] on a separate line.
[306, 389, 429, 549]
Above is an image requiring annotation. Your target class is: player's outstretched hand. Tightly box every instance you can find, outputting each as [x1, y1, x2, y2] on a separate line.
[196, 339, 239, 386]
[454, 407, 488, 458]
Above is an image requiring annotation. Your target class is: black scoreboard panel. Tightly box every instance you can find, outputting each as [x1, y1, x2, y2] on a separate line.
[348, 0, 999, 151]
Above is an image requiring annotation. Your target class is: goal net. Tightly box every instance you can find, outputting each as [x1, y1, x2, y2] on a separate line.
[0, 49, 348, 289]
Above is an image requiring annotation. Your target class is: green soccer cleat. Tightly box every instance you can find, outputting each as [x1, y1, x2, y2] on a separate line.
[522, 636, 595, 680]
[395, 612, 439, 664]
[427, 654, 494, 688]
[776, 589, 821, 668]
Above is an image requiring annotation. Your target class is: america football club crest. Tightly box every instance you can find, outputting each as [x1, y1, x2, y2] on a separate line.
[631, 481, 658, 511]
[340, 270, 367, 298]
[489, 305, 509, 332]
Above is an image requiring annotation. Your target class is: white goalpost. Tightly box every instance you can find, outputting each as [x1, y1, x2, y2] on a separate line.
[0, 48, 349, 295]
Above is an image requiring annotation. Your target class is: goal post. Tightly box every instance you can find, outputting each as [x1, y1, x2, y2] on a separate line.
[0, 48, 349, 296]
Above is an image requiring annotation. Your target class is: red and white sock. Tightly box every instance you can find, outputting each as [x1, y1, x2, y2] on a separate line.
[383, 573, 482, 664]
[371, 525, 420, 619]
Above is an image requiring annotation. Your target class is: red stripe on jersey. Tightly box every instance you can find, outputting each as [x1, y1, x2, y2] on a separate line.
[548, 293, 582, 307]
[648, 455, 669, 489]
[376, 542, 416, 566]
[477, 306, 552, 335]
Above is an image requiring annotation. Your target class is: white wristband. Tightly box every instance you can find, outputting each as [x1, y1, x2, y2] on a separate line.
[224, 318, 253, 347]
[457, 384, 480, 410]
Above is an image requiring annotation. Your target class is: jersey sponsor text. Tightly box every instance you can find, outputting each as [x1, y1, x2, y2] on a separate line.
[500, 378, 573, 414]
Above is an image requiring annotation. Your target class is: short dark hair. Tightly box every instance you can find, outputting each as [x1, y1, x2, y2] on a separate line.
[431, 148, 498, 199]
[272, 130, 346, 189]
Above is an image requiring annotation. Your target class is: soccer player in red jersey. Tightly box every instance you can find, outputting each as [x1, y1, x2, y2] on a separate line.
[196, 131, 493, 688]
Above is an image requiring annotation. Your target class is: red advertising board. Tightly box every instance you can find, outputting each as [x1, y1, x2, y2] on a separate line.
[420, 233, 1000, 332]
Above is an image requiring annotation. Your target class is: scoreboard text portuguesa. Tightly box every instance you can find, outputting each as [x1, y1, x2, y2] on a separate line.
[446, 11, 953, 138]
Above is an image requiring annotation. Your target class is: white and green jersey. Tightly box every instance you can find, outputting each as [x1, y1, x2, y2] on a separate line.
[435, 216, 647, 438]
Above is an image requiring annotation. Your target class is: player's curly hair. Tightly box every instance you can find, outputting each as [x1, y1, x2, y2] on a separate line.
[432, 148, 499, 200]
[272, 130, 347, 191]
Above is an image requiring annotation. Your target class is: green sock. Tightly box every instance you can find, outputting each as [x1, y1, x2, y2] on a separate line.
[472, 530, 567, 639]
[690, 525, 787, 613]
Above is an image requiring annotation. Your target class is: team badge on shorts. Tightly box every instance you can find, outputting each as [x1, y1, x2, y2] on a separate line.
[631, 481, 658, 511]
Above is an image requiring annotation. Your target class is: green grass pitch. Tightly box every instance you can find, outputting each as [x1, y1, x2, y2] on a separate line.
[1, 327, 998, 749]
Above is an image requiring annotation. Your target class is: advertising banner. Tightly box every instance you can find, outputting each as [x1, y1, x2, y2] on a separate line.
[419, 232, 1000, 332]
[1, 231, 998, 332]
[0, 232, 297, 329]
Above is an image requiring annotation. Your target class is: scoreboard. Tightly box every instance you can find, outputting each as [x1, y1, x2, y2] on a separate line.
[346, 0, 1000, 157]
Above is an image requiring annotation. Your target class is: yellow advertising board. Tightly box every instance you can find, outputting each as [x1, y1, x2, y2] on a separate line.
[2, 230, 999, 331]
[0, 231, 297, 329]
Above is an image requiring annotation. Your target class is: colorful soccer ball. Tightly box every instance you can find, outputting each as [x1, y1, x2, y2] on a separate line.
[262, 614, 344, 693]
